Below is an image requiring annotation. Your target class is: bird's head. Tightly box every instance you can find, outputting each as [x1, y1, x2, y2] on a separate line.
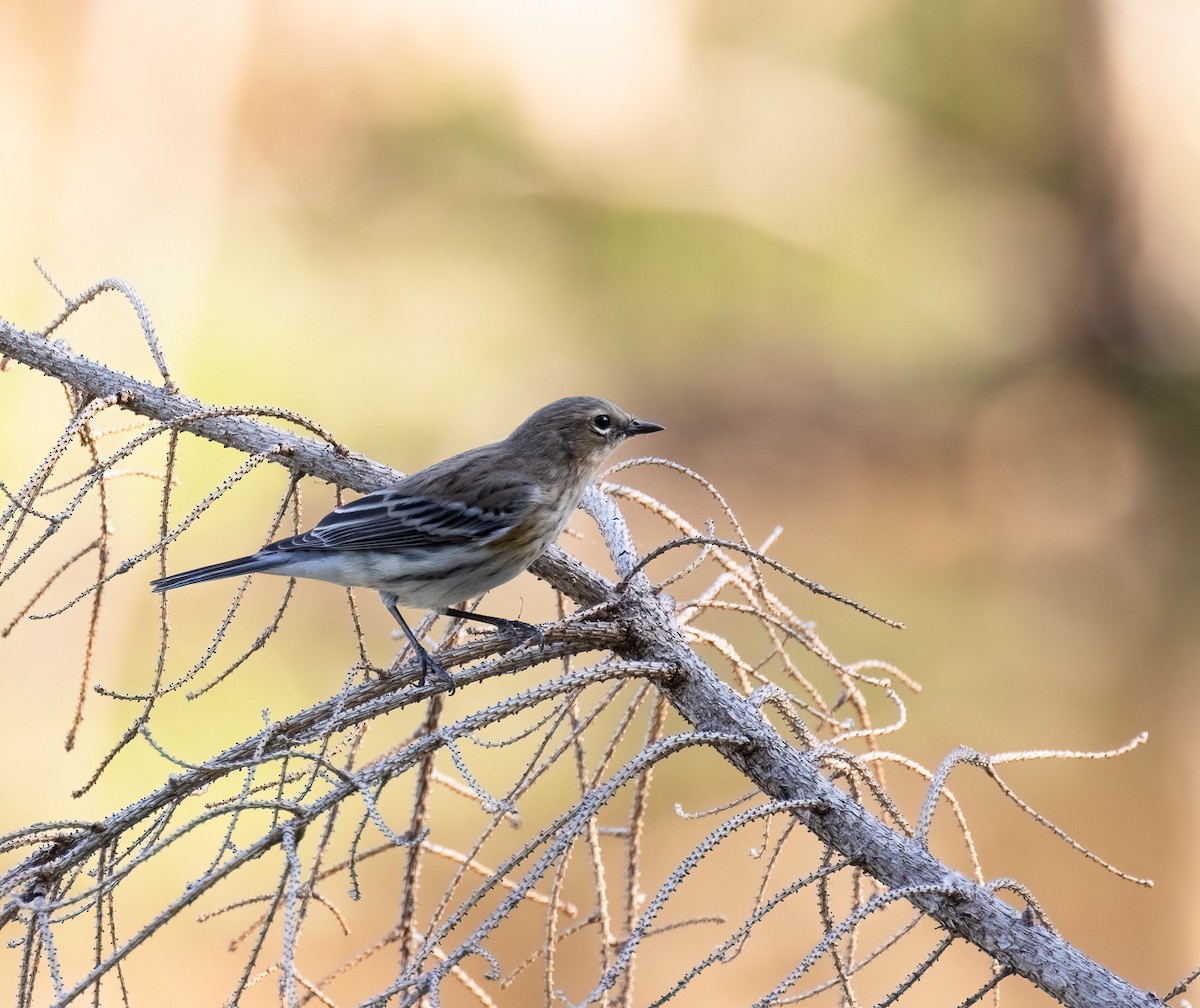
[508, 396, 664, 474]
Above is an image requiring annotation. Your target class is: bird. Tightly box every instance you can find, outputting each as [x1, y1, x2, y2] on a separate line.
[150, 396, 664, 692]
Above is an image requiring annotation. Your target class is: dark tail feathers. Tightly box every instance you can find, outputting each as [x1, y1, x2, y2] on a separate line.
[149, 553, 281, 593]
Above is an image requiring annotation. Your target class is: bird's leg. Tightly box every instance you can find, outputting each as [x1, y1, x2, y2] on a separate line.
[380, 593, 455, 693]
[441, 607, 546, 649]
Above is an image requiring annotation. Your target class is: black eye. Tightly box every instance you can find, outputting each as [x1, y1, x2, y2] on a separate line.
[592, 413, 613, 433]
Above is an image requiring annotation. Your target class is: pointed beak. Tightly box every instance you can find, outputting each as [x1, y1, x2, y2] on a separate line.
[625, 416, 665, 437]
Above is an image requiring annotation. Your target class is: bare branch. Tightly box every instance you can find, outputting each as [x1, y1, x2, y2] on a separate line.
[0, 285, 1171, 1007]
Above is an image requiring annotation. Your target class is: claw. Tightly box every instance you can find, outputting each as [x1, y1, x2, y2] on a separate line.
[496, 618, 546, 649]
[440, 606, 546, 652]
[417, 649, 456, 694]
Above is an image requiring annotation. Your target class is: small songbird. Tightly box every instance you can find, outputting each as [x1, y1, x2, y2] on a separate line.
[150, 396, 664, 691]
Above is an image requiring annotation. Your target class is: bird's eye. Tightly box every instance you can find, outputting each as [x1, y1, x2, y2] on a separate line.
[592, 413, 613, 433]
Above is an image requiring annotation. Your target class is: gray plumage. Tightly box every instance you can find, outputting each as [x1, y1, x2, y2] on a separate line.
[151, 396, 664, 691]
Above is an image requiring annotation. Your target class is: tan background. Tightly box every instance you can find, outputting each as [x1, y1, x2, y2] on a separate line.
[1, 1, 1197, 1004]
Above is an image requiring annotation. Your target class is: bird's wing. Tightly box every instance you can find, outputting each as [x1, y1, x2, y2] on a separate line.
[269, 485, 531, 554]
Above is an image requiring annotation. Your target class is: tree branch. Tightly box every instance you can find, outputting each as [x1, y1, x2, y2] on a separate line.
[0, 308, 1166, 1007]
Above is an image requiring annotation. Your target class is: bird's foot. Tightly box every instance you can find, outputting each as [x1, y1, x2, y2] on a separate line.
[440, 607, 546, 652]
[386, 646, 455, 694]
[418, 648, 456, 693]
[494, 618, 546, 650]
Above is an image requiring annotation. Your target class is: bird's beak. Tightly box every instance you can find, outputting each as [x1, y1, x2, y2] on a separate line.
[625, 416, 665, 437]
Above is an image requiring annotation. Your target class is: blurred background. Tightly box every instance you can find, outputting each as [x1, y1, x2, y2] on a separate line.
[1, 0, 1197, 1004]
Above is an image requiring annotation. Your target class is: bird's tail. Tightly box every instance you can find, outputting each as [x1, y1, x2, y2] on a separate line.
[149, 553, 284, 593]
